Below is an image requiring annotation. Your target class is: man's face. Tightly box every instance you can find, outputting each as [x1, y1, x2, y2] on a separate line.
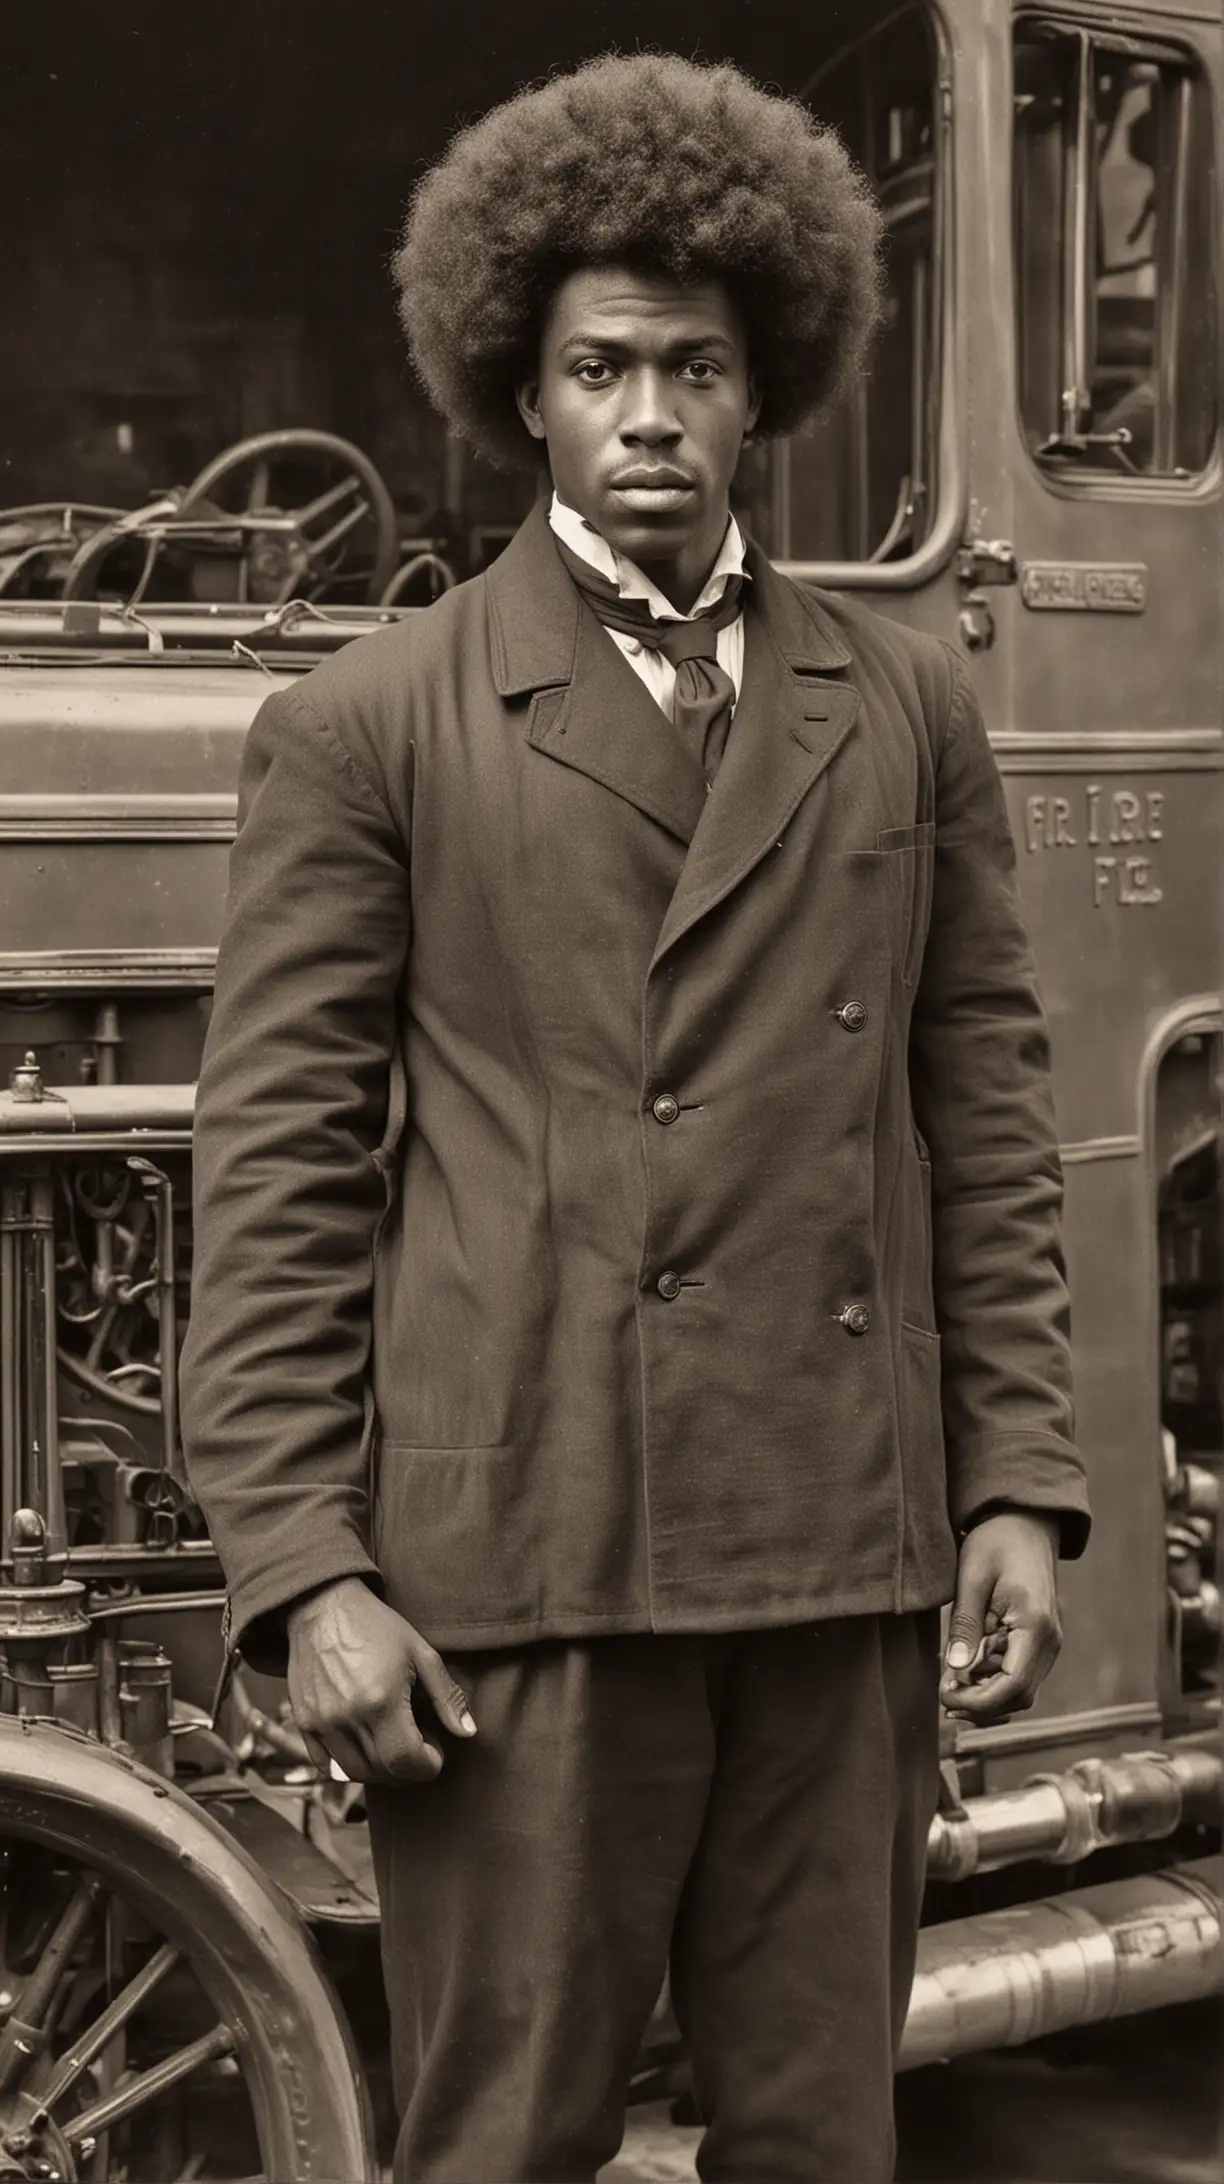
[516, 265, 761, 612]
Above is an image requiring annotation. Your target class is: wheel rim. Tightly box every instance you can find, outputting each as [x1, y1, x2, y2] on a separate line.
[0, 1722, 376, 2183]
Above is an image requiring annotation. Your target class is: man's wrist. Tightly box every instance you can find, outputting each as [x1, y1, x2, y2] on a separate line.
[960, 1505, 1061, 1551]
[285, 1574, 372, 1638]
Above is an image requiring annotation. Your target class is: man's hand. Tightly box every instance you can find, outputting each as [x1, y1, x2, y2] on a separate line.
[940, 1511, 1062, 1726]
[286, 1576, 477, 1783]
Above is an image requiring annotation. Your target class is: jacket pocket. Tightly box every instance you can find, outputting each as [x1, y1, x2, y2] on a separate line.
[877, 822, 936, 853]
[372, 1441, 540, 1634]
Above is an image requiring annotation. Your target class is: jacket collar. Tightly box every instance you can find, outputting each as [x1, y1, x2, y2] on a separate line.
[484, 503, 861, 958]
[485, 499, 853, 695]
[486, 499, 583, 699]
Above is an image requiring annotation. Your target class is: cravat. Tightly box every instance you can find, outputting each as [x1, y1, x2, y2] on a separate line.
[553, 537, 746, 783]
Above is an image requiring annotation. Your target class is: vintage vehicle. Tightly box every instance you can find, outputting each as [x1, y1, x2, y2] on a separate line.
[0, 1, 1219, 2176]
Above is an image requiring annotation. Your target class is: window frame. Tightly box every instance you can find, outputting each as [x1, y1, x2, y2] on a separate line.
[774, 0, 965, 591]
[1012, 8, 1221, 504]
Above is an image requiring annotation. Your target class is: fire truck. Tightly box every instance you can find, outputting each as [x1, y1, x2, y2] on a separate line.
[0, 2, 1218, 2175]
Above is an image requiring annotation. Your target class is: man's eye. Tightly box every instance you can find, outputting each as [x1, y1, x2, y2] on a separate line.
[574, 360, 616, 386]
[681, 360, 720, 384]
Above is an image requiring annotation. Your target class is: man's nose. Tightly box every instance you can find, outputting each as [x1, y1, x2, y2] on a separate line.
[620, 370, 682, 445]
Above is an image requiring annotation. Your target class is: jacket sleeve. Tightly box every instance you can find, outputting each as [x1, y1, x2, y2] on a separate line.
[179, 679, 411, 1672]
[909, 647, 1090, 1558]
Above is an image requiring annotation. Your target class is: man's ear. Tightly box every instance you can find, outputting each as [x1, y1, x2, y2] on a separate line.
[743, 375, 764, 441]
[516, 378, 548, 443]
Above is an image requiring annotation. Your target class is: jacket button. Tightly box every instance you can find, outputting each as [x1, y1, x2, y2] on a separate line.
[656, 1270, 682, 1301]
[835, 1001, 868, 1033]
[652, 1093, 680, 1125]
[839, 1303, 871, 1336]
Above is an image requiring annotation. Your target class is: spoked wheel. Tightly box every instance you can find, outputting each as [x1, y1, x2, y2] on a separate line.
[173, 430, 400, 605]
[60, 430, 400, 607]
[0, 1720, 376, 2183]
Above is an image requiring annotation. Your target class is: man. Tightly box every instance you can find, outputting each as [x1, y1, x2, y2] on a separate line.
[181, 53, 1089, 2184]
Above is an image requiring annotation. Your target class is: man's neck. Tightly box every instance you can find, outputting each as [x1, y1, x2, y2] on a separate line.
[632, 551, 716, 617]
[550, 496, 741, 618]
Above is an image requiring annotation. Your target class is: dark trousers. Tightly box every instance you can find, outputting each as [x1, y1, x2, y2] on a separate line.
[366, 1612, 941, 2184]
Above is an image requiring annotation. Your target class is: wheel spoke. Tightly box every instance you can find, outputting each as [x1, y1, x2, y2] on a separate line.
[0, 1877, 101, 2095]
[305, 498, 368, 564]
[39, 1941, 179, 2114]
[295, 474, 362, 531]
[245, 458, 270, 512]
[63, 2021, 235, 2145]
[271, 548, 313, 610]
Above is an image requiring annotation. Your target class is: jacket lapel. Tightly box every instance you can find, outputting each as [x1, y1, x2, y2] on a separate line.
[485, 501, 707, 845]
[651, 543, 861, 966]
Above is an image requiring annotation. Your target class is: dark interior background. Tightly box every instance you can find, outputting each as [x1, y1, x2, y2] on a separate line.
[2, 1, 887, 557]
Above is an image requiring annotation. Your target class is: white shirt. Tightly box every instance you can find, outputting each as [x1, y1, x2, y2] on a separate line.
[548, 492, 748, 724]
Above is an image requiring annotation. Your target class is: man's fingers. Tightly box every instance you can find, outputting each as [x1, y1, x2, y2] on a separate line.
[940, 1620, 1056, 1723]
[301, 1708, 442, 1785]
[411, 1641, 478, 1739]
[367, 1701, 445, 1783]
[300, 1723, 368, 1783]
[939, 1663, 1033, 1723]
[945, 1560, 993, 1673]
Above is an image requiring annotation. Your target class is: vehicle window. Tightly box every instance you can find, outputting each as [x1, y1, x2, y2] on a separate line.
[735, 5, 941, 563]
[1014, 23, 1217, 478]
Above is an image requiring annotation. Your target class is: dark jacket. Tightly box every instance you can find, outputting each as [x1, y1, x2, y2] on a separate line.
[180, 504, 1089, 1672]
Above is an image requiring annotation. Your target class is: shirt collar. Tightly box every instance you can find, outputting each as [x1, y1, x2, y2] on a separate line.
[548, 492, 748, 623]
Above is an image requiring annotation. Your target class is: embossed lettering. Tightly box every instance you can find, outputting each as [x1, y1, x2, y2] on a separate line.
[1093, 853, 1162, 907]
[1118, 855, 1162, 906]
[1109, 789, 1143, 845]
[1025, 795, 1047, 853]
[1025, 780, 1167, 904]
[1024, 793, 1075, 851]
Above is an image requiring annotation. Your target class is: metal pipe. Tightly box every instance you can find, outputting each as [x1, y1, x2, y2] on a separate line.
[34, 1178, 67, 1565]
[0, 1192, 20, 1557]
[4, 1178, 69, 1568]
[127, 1158, 178, 1476]
[1062, 30, 1094, 439]
[0, 1083, 196, 1136]
[379, 552, 458, 608]
[927, 1745, 1221, 1882]
[84, 1589, 225, 1623]
[901, 1857, 1221, 2070]
[92, 1004, 122, 1090]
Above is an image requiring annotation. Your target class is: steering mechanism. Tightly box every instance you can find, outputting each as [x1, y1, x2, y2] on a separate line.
[59, 429, 400, 607]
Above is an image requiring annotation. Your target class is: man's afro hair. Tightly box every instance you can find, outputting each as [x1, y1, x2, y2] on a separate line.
[393, 52, 884, 468]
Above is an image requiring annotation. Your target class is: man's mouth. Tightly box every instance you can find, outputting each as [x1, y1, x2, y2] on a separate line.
[607, 468, 697, 513]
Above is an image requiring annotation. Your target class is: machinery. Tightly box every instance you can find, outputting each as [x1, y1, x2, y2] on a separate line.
[0, 2, 1219, 2175]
